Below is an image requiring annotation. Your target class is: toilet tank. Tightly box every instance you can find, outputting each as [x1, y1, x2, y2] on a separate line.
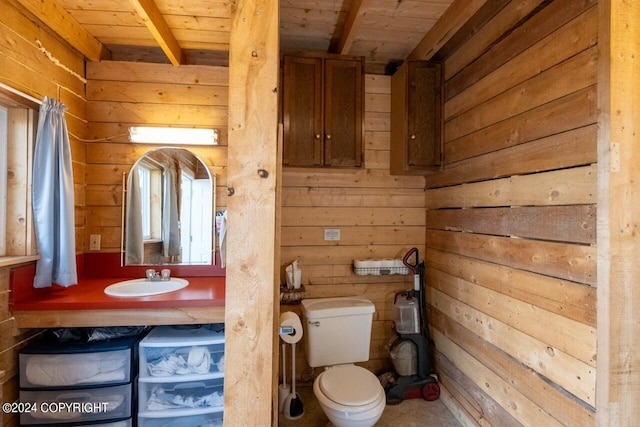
[301, 296, 375, 368]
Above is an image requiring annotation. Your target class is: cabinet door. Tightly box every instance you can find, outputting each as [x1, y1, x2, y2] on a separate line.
[282, 56, 323, 166]
[324, 59, 363, 167]
[390, 60, 442, 175]
[407, 61, 441, 168]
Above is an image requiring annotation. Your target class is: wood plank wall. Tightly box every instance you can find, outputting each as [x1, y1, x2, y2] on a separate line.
[1, 0, 87, 253]
[84, 61, 228, 255]
[427, 0, 598, 425]
[281, 75, 427, 378]
[0, 0, 87, 425]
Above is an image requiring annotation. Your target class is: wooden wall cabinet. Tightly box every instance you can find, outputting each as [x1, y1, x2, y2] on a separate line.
[390, 60, 442, 175]
[282, 54, 363, 167]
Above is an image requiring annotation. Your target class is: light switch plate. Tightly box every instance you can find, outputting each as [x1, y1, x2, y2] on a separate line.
[90, 234, 101, 251]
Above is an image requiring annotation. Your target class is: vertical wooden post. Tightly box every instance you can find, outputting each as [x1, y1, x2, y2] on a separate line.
[597, 1, 640, 425]
[224, 0, 279, 426]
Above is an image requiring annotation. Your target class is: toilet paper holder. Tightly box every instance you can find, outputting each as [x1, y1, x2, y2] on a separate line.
[279, 325, 295, 335]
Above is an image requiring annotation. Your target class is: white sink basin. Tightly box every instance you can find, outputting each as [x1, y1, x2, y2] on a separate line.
[104, 278, 189, 297]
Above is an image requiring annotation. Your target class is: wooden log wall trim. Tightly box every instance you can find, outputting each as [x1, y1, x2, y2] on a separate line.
[428, 0, 598, 424]
[280, 74, 425, 377]
[224, 0, 278, 424]
[84, 60, 229, 253]
[596, 0, 640, 424]
[86, 60, 229, 84]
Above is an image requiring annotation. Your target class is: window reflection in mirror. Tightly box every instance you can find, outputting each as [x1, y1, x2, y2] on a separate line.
[124, 148, 215, 266]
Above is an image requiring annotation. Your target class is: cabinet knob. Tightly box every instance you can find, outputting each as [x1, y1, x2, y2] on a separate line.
[315, 134, 321, 139]
[326, 134, 332, 140]
[410, 134, 416, 140]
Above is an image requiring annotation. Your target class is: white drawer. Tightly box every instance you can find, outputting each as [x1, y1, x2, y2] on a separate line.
[139, 325, 225, 379]
[19, 383, 132, 425]
[140, 344, 224, 379]
[20, 349, 132, 389]
[138, 377, 223, 418]
[138, 412, 223, 427]
[77, 418, 132, 426]
[19, 333, 139, 389]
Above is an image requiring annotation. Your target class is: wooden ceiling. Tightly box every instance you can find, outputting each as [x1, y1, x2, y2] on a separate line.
[14, 0, 484, 74]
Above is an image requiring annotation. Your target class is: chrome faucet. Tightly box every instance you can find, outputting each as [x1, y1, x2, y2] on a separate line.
[145, 268, 171, 281]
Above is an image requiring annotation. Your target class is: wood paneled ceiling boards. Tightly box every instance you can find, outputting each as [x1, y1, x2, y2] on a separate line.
[13, 0, 478, 73]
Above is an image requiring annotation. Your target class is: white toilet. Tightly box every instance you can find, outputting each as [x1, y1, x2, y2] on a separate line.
[301, 296, 385, 427]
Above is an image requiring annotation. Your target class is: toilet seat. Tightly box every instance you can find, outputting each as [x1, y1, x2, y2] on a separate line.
[319, 365, 382, 406]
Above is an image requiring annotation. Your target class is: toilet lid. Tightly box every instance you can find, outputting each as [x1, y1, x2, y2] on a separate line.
[319, 365, 381, 406]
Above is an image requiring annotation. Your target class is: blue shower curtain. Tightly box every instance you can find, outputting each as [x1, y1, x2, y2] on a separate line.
[32, 97, 77, 288]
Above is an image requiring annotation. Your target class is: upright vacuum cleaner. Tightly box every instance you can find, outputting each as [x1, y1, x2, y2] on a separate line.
[384, 247, 440, 404]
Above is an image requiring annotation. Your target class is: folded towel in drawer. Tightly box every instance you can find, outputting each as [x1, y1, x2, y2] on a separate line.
[147, 388, 223, 411]
[147, 346, 211, 377]
[25, 353, 127, 386]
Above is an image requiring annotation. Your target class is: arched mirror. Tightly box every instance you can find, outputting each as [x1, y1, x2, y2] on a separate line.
[122, 148, 215, 266]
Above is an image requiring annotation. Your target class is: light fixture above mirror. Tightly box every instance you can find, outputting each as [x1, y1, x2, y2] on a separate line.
[129, 126, 219, 145]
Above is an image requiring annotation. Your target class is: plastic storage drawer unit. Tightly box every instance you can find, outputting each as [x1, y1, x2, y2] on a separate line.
[138, 377, 224, 417]
[138, 324, 225, 425]
[19, 383, 132, 425]
[18, 333, 141, 427]
[19, 335, 138, 389]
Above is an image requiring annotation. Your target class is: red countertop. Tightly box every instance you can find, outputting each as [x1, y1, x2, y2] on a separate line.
[9, 254, 225, 312]
[11, 276, 225, 311]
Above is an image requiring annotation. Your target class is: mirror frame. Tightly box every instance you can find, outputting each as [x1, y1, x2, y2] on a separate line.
[120, 147, 216, 267]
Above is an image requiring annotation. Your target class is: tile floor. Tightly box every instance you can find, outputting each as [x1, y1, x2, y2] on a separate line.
[278, 384, 462, 427]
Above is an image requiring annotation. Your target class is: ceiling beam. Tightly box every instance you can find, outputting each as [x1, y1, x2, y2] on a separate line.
[334, 0, 373, 55]
[129, 0, 184, 66]
[409, 0, 490, 60]
[14, 0, 110, 62]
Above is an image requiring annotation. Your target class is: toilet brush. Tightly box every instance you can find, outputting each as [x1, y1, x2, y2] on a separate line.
[278, 343, 289, 413]
[283, 341, 304, 420]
